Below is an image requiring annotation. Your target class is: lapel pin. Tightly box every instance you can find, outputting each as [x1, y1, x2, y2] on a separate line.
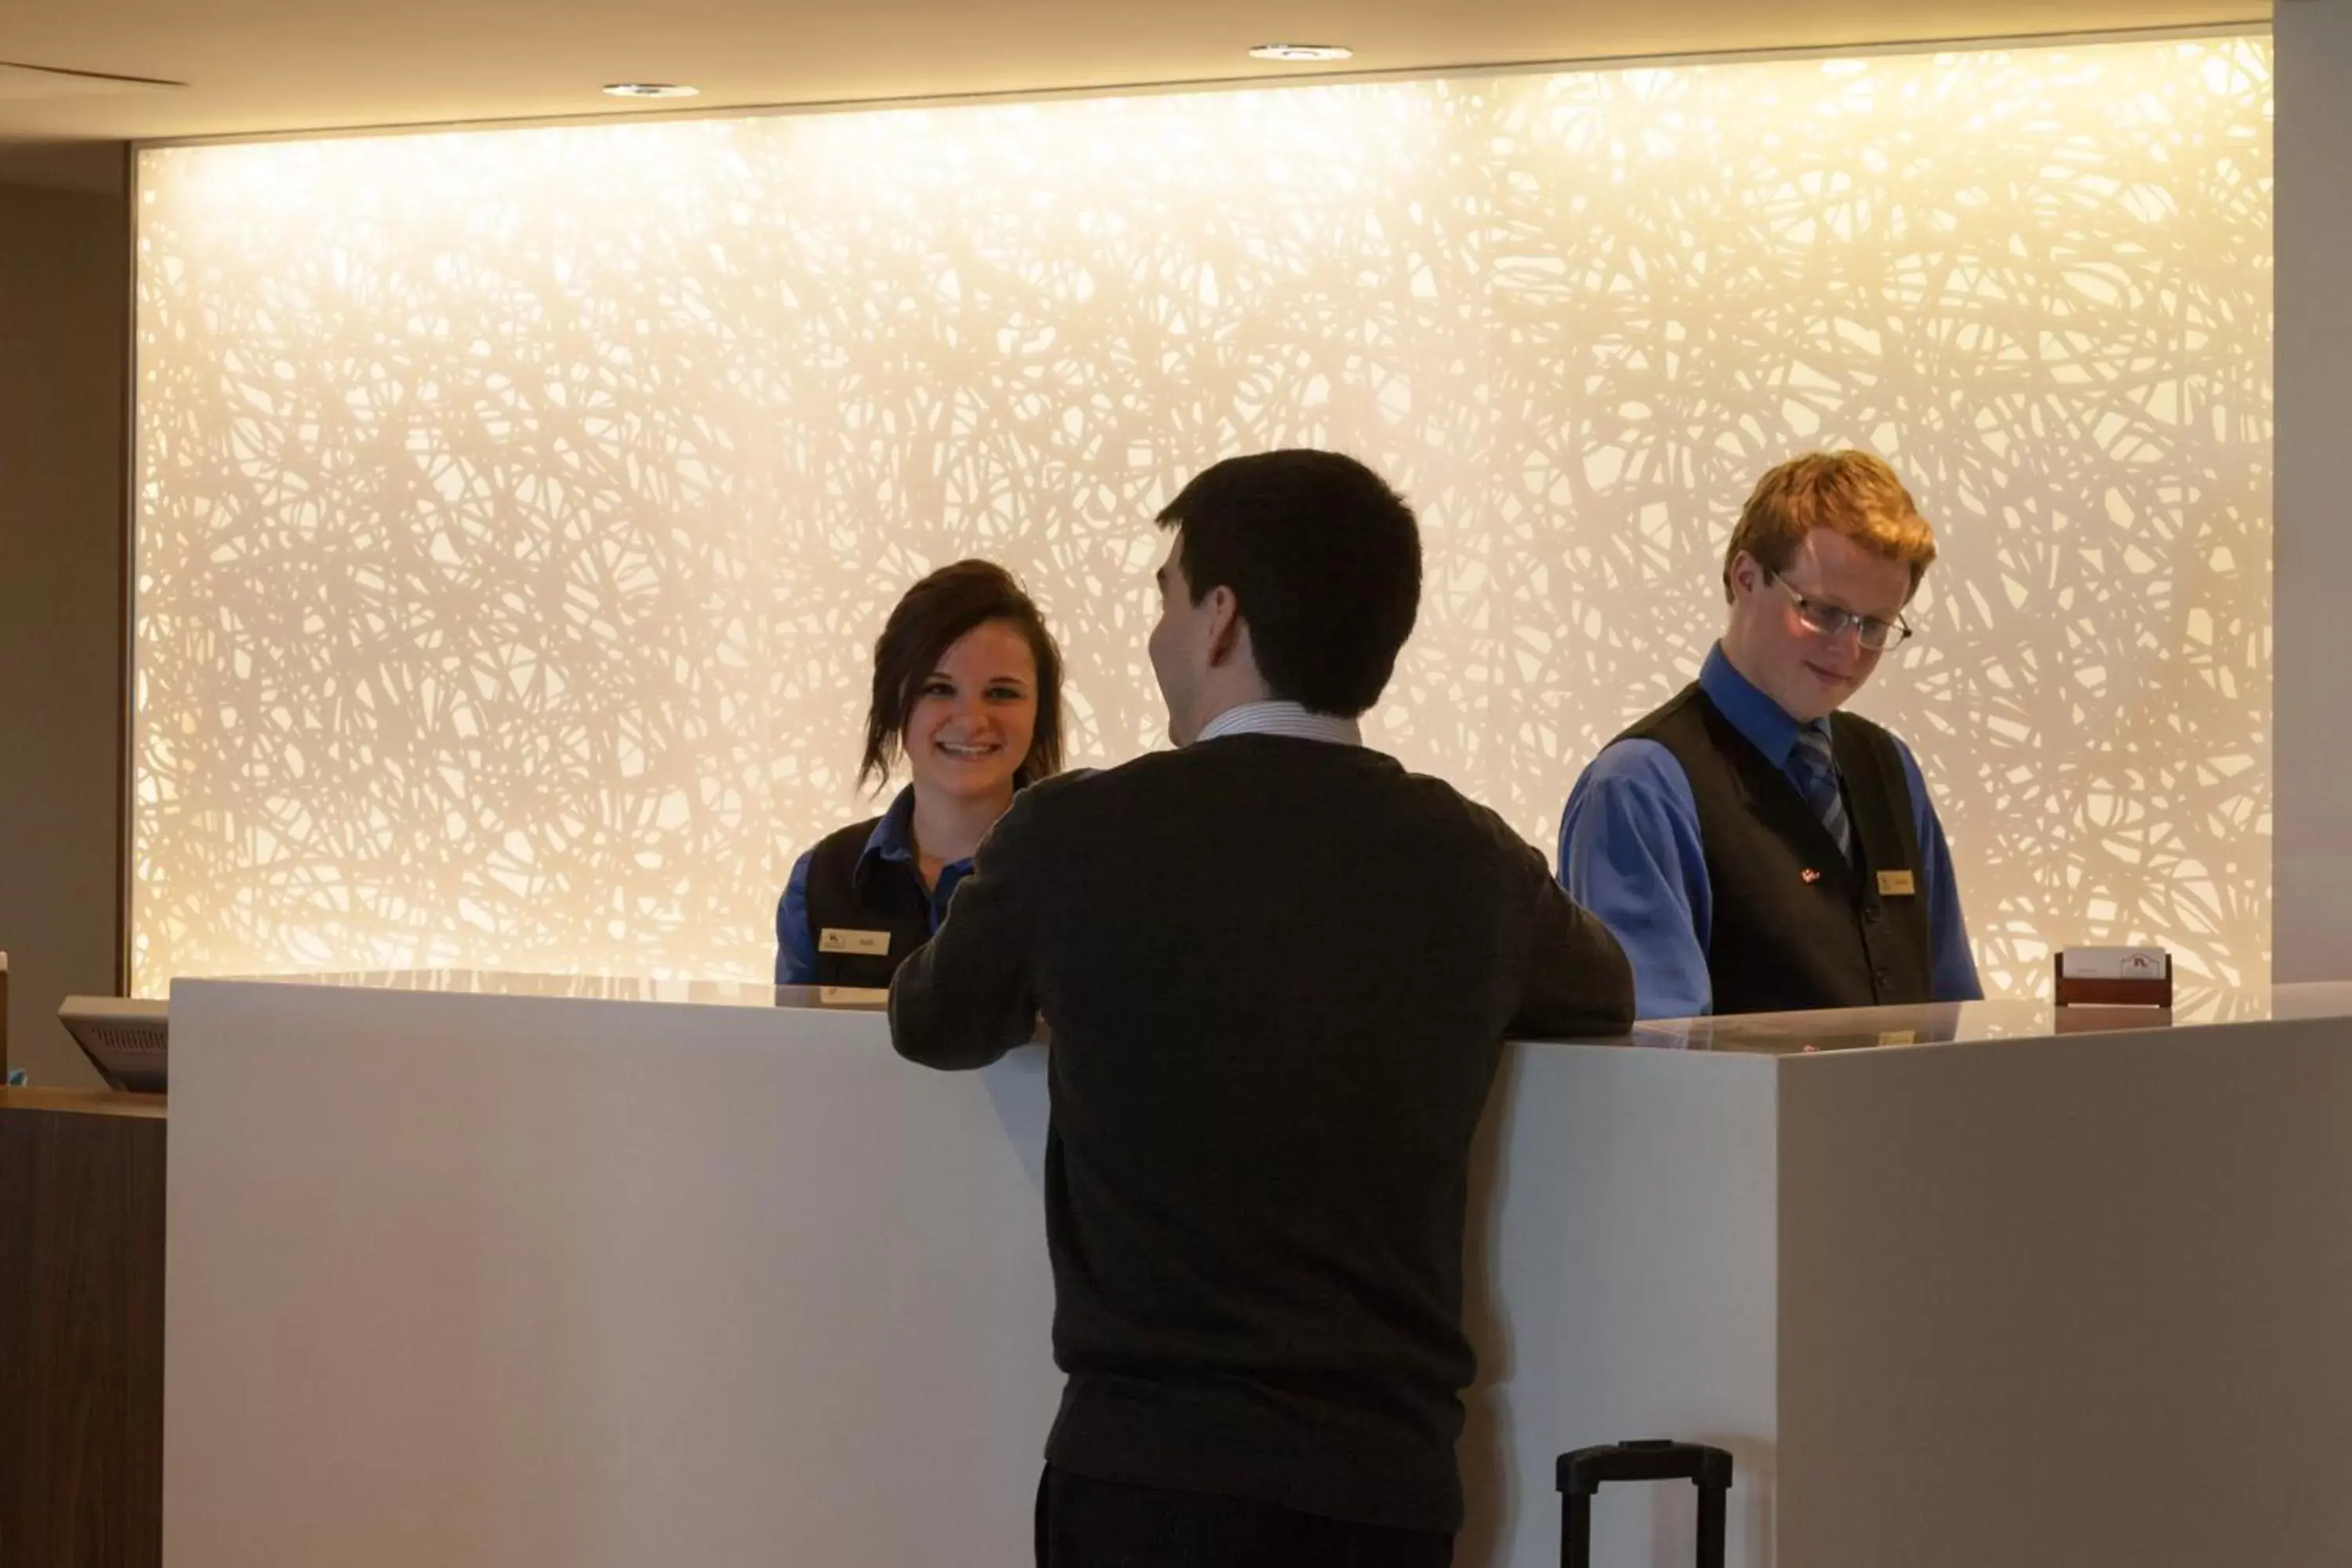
[1800, 868, 1823, 884]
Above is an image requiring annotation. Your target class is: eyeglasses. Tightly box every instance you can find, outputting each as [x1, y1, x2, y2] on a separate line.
[1761, 567, 1912, 652]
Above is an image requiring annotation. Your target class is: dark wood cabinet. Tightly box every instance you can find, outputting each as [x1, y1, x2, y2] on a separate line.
[0, 1090, 165, 1568]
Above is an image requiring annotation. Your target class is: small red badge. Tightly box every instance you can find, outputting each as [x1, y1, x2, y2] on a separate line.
[1800, 868, 1823, 884]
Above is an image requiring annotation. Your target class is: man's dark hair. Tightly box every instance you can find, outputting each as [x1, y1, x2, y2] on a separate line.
[1154, 450, 1421, 718]
[861, 559, 1065, 792]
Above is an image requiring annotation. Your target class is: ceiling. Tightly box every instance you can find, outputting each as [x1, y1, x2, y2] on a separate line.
[0, 0, 2268, 189]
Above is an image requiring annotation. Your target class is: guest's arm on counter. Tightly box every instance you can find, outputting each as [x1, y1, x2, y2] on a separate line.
[774, 849, 819, 985]
[888, 796, 1042, 1069]
[1509, 832, 1639, 1039]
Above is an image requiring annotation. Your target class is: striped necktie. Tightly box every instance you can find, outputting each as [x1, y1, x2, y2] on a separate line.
[1789, 723, 1853, 862]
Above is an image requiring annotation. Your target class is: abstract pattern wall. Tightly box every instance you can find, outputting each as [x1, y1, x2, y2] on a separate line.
[132, 36, 2274, 999]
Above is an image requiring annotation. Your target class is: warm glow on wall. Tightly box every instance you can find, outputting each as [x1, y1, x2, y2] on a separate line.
[132, 37, 2274, 996]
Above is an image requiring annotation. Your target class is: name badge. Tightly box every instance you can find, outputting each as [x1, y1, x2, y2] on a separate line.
[818, 927, 891, 956]
[1876, 870, 1917, 898]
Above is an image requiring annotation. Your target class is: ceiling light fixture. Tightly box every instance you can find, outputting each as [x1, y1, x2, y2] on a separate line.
[1248, 44, 1352, 63]
[602, 82, 700, 99]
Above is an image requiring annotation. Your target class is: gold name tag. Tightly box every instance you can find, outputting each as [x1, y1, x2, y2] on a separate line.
[818, 927, 891, 956]
[1876, 870, 1918, 898]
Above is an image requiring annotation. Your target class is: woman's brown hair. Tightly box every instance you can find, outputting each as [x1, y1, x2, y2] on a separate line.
[859, 560, 1065, 793]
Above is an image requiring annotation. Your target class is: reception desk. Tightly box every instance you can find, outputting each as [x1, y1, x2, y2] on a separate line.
[162, 976, 2352, 1568]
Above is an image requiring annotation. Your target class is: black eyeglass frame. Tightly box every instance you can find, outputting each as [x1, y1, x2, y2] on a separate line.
[1757, 564, 1914, 651]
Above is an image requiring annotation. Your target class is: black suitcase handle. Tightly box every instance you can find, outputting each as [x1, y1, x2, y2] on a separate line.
[1556, 1439, 1733, 1568]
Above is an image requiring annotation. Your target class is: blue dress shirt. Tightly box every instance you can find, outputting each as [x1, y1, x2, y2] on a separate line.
[775, 786, 975, 985]
[1558, 644, 1982, 1019]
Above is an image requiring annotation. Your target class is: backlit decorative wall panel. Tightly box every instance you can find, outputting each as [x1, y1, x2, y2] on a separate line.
[132, 37, 2273, 998]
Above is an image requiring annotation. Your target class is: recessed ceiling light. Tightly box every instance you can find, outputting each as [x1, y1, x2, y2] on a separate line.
[1248, 43, 1353, 63]
[602, 82, 700, 99]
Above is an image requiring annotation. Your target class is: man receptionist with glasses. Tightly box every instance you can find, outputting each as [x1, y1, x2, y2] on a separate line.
[1559, 450, 1982, 1018]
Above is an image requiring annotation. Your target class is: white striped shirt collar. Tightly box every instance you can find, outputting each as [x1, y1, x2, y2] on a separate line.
[1193, 700, 1363, 748]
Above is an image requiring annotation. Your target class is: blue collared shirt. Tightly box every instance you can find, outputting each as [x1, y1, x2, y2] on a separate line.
[775, 786, 975, 985]
[1557, 644, 1982, 1019]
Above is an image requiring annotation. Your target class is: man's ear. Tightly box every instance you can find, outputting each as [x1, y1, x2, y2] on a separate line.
[1203, 585, 1244, 667]
[1726, 551, 1761, 599]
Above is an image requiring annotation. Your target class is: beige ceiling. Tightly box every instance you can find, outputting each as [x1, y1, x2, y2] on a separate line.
[0, 0, 2267, 158]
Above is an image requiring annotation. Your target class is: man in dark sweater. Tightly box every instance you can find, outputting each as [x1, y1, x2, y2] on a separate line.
[888, 449, 1635, 1567]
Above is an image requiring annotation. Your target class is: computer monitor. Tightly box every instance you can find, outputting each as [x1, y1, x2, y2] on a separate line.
[56, 996, 169, 1094]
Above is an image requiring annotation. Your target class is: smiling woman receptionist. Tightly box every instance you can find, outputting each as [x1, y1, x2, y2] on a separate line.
[776, 561, 1067, 989]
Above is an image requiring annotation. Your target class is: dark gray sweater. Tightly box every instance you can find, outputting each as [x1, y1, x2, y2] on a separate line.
[889, 735, 1633, 1533]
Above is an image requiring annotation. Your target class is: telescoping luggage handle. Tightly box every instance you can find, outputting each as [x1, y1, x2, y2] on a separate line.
[1556, 1439, 1734, 1568]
